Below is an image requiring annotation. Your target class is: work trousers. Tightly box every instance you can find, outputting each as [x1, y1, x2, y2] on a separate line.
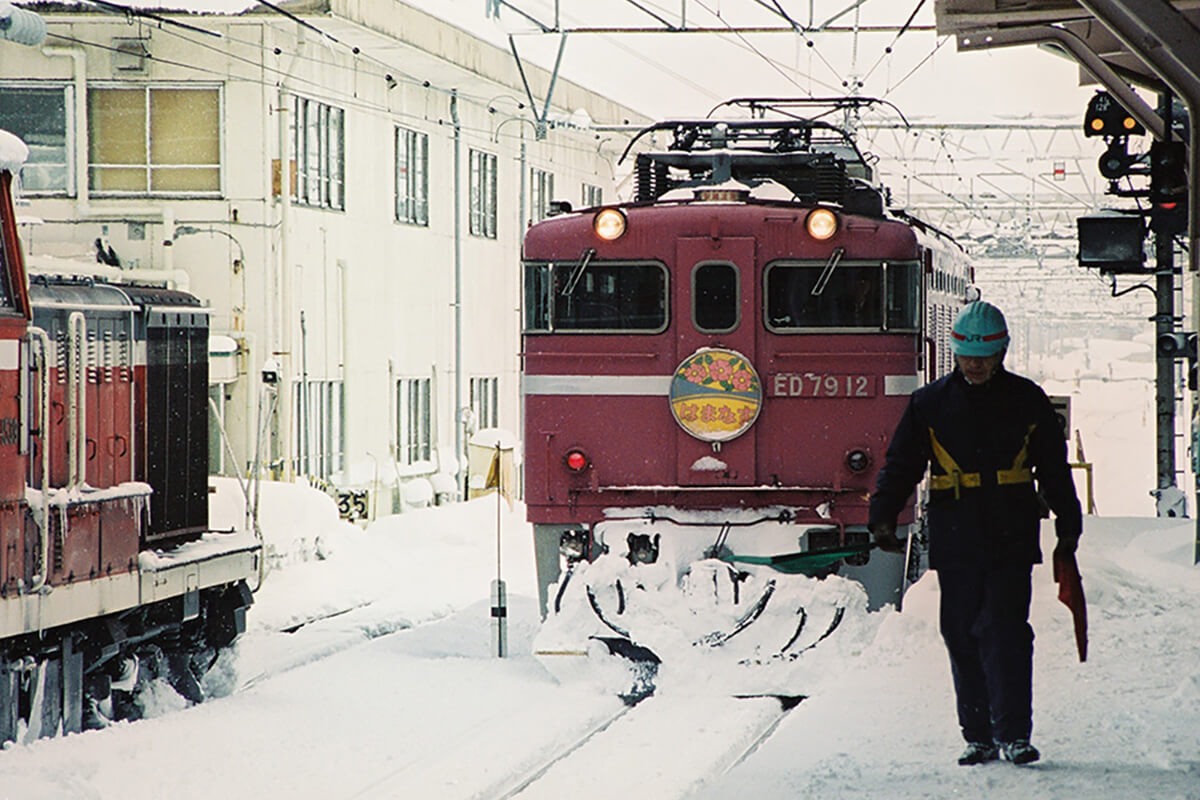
[937, 563, 1034, 744]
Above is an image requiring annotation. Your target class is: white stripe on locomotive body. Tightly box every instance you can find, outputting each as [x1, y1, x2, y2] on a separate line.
[524, 373, 924, 396]
[0, 339, 17, 369]
[523, 374, 673, 396]
[884, 375, 921, 395]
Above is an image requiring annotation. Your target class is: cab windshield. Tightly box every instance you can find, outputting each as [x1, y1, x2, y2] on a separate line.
[524, 260, 668, 333]
[765, 260, 919, 331]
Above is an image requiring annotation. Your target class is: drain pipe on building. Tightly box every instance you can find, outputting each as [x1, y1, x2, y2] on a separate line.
[452, 89, 465, 500]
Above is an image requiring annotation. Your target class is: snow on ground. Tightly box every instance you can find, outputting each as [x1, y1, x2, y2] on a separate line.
[1, 338, 1198, 800]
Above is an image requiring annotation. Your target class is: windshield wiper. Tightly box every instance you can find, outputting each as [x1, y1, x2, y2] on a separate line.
[561, 248, 597, 297]
[810, 247, 845, 297]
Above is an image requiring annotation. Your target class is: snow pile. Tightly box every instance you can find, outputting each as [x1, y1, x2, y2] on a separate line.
[0, 129, 28, 174]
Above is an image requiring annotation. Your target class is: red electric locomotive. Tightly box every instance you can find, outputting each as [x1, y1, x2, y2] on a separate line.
[1, 134, 259, 742]
[523, 105, 971, 679]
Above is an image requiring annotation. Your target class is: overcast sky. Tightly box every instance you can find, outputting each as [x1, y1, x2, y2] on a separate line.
[403, 0, 1099, 124]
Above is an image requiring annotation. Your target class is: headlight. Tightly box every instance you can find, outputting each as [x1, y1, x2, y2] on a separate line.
[593, 208, 627, 241]
[806, 208, 838, 241]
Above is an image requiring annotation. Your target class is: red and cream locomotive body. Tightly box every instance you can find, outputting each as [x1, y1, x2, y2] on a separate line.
[1, 134, 258, 742]
[523, 112, 971, 644]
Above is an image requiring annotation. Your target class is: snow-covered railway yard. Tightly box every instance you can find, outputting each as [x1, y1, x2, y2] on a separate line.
[1, 375, 1198, 800]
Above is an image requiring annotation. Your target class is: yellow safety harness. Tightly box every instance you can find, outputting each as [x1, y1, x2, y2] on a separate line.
[928, 425, 1036, 500]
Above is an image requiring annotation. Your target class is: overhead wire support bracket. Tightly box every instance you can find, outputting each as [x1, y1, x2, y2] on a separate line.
[620, 0, 680, 31]
[507, 32, 568, 141]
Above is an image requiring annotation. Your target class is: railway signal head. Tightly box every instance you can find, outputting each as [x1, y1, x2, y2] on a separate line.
[1084, 91, 1145, 138]
[1149, 140, 1188, 236]
[1156, 331, 1197, 360]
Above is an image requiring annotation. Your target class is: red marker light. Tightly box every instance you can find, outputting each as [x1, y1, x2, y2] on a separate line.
[565, 450, 588, 472]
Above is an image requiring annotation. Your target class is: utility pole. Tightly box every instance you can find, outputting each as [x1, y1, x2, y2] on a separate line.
[1154, 219, 1177, 509]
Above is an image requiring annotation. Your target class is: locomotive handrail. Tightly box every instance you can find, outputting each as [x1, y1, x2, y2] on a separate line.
[67, 311, 86, 489]
[24, 326, 52, 594]
[589, 484, 864, 494]
[520, 352, 659, 359]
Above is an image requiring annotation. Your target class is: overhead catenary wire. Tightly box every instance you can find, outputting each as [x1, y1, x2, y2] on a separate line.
[883, 32, 951, 97]
[859, 0, 926, 84]
[690, 0, 818, 96]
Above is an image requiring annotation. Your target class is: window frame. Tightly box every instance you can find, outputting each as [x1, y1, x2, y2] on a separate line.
[292, 378, 345, 479]
[469, 148, 498, 238]
[763, 259, 922, 334]
[291, 94, 345, 211]
[691, 261, 740, 334]
[394, 125, 429, 226]
[523, 259, 670, 335]
[530, 167, 554, 223]
[581, 182, 602, 208]
[469, 376, 499, 430]
[87, 83, 223, 197]
[396, 376, 433, 466]
[0, 82, 75, 197]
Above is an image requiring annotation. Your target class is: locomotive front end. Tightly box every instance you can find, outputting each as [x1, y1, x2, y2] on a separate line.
[522, 113, 971, 697]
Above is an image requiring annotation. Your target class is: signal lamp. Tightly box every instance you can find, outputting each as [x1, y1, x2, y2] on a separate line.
[1083, 91, 1146, 137]
[846, 449, 871, 473]
[593, 208, 627, 241]
[1157, 331, 1198, 360]
[806, 208, 838, 240]
[564, 449, 589, 472]
[1149, 140, 1188, 236]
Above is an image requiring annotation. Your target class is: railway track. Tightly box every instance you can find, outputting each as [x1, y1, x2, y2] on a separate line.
[485, 692, 803, 800]
[232, 602, 411, 693]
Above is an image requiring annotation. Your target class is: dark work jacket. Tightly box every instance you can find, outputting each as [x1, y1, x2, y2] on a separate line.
[869, 366, 1083, 570]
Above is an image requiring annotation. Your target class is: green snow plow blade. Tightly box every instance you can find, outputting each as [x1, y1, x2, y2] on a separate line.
[719, 543, 874, 576]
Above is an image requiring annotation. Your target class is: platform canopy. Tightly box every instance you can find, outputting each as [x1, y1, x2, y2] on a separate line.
[935, 0, 1200, 268]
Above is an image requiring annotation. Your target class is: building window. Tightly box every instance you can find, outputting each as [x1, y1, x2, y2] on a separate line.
[88, 86, 220, 195]
[293, 379, 345, 480]
[395, 126, 428, 226]
[469, 149, 497, 238]
[291, 95, 344, 210]
[470, 376, 499, 430]
[530, 167, 554, 223]
[0, 84, 73, 195]
[396, 377, 432, 466]
[581, 182, 602, 208]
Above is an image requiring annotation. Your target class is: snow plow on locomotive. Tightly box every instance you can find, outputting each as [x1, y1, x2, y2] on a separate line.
[0, 134, 259, 743]
[522, 105, 972, 694]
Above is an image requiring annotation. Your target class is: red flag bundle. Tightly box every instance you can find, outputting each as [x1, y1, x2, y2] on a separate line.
[1053, 551, 1088, 662]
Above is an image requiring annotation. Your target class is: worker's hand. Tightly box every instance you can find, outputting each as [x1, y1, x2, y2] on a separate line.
[1053, 534, 1079, 561]
[871, 522, 905, 554]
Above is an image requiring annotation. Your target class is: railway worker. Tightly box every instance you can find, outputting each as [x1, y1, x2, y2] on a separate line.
[867, 300, 1082, 767]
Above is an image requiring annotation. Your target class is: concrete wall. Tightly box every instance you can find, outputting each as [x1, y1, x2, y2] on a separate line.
[5, 2, 646, 515]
